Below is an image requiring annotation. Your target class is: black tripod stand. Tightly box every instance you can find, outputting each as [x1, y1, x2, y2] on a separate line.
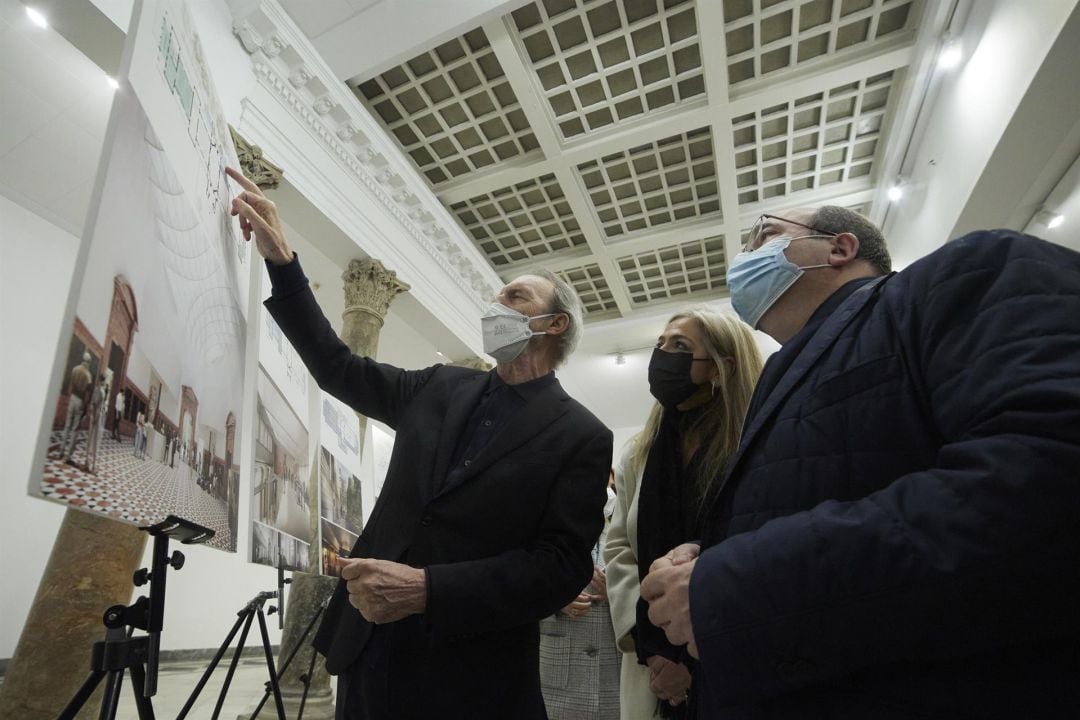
[57, 515, 214, 720]
[175, 590, 286, 720]
[246, 597, 327, 720]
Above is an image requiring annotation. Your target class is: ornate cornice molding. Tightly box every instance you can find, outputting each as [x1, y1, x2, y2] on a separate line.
[230, 0, 499, 307]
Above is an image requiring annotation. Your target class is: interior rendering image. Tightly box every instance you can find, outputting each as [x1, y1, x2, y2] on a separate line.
[2, 0, 1078, 718]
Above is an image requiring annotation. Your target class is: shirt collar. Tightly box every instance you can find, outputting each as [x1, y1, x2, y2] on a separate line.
[487, 369, 557, 401]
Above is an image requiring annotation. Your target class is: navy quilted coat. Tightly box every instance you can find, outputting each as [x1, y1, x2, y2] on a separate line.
[690, 230, 1080, 718]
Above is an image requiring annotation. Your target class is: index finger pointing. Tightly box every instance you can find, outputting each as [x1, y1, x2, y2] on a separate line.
[226, 166, 260, 194]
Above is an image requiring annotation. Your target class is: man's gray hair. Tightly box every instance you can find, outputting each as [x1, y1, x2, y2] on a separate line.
[535, 269, 583, 367]
[811, 205, 892, 276]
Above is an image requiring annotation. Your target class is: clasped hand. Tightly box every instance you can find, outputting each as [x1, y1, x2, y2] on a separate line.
[340, 558, 427, 624]
[640, 542, 700, 658]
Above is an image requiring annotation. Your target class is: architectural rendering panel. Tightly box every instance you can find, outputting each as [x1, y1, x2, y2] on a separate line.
[33, 0, 248, 551]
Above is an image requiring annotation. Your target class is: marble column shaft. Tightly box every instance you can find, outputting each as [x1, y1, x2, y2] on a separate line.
[270, 258, 408, 719]
[0, 509, 147, 719]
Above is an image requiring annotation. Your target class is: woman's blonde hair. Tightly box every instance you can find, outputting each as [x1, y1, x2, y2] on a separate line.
[630, 306, 764, 493]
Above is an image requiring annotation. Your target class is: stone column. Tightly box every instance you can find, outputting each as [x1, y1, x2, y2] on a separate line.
[270, 259, 408, 718]
[0, 510, 146, 719]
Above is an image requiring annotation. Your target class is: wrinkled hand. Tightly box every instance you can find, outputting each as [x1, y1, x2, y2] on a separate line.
[641, 546, 699, 657]
[561, 591, 600, 619]
[225, 166, 293, 265]
[340, 558, 427, 624]
[645, 655, 691, 706]
[591, 565, 608, 599]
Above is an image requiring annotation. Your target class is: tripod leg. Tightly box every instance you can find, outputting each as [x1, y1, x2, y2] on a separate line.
[57, 670, 106, 720]
[211, 609, 256, 720]
[176, 609, 249, 720]
[129, 663, 157, 720]
[249, 598, 327, 720]
[296, 633, 320, 720]
[98, 668, 125, 720]
[257, 607, 288, 720]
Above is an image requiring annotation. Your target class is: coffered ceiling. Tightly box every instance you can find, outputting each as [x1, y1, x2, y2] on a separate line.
[285, 0, 933, 322]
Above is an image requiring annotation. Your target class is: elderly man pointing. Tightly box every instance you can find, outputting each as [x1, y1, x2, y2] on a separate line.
[227, 167, 613, 720]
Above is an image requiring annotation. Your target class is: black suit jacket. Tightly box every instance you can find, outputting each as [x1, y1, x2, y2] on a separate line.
[265, 285, 613, 719]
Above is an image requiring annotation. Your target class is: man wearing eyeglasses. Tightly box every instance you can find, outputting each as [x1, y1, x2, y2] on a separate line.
[642, 205, 1080, 718]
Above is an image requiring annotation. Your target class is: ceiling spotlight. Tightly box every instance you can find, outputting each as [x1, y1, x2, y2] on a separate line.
[887, 185, 904, 202]
[939, 38, 963, 69]
[106, 76, 120, 90]
[1048, 214, 1065, 229]
[26, 6, 48, 28]
[615, 352, 626, 366]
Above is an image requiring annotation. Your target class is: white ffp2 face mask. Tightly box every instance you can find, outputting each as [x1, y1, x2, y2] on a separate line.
[481, 303, 554, 363]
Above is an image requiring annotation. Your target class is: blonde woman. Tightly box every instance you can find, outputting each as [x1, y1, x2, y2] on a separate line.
[604, 307, 762, 719]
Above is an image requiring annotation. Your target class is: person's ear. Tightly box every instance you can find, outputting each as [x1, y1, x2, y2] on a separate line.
[543, 312, 570, 336]
[829, 232, 860, 266]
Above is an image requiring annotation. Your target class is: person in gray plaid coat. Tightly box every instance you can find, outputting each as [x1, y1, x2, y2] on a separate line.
[540, 477, 621, 719]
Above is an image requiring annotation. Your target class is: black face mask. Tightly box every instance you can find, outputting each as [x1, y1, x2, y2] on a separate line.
[647, 348, 701, 409]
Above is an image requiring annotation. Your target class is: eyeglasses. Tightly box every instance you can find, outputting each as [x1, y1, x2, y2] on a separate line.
[744, 214, 837, 252]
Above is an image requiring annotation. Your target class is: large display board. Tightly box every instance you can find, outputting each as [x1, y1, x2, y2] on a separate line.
[32, 0, 249, 551]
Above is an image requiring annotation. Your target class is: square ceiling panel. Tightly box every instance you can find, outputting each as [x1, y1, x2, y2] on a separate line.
[578, 126, 720, 239]
[449, 173, 588, 267]
[723, 0, 919, 84]
[511, 0, 706, 140]
[732, 69, 895, 205]
[556, 262, 620, 317]
[353, 28, 541, 186]
[617, 234, 727, 305]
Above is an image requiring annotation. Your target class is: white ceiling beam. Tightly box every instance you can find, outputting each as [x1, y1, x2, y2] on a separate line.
[438, 102, 715, 202]
[481, 15, 634, 315]
[729, 39, 915, 116]
[437, 152, 554, 204]
[304, 0, 530, 82]
[696, 0, 745, 274]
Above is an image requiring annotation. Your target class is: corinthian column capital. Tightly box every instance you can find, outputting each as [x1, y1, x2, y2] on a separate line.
[342, 259, 410, 325]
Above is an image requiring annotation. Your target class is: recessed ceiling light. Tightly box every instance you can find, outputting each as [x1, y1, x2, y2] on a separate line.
[887, 185, 903, 202]
[1048, 214, 1065, 229]
[26, 6, 48, 28]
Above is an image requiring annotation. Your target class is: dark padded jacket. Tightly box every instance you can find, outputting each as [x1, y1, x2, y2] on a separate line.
[691, 230, 1080, 718]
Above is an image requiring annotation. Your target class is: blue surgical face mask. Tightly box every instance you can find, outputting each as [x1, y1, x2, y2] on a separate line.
[726, 236, 831, 328]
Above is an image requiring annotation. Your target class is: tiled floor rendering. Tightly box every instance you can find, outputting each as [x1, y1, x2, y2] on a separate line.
[41, 431, 234, 550]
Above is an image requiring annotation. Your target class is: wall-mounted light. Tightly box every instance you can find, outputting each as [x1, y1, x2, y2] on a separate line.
[435, 351, 446, 359]
[938, 37, 963, 69]
[25, 6, 48, 28]
[887, 180, 904, 202]
[615, 352, 626, 366]
[106, 77, 119, 90]
[1034, 209, 1066, 230]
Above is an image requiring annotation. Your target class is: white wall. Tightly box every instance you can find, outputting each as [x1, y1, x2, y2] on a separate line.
[884, 0, 1079, 266]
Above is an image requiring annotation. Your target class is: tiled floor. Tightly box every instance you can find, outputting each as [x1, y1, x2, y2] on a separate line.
[41, 431, 234, 550]
[111, 656, 331, 719]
